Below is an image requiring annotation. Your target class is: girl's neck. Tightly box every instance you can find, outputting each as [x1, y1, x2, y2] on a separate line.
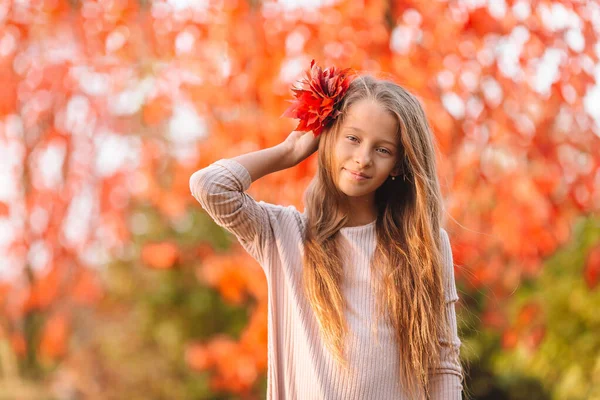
[344, 196, 377, 227]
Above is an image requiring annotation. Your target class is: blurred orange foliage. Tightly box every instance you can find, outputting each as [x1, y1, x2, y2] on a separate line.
[141, 242, 180, 269]
[0, 0, 598, 396]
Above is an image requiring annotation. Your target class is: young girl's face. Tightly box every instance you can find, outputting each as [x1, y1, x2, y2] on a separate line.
[332, 99, 400, 199]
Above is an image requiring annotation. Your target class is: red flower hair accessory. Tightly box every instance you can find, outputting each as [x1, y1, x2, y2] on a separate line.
[282, 59, 356, 137]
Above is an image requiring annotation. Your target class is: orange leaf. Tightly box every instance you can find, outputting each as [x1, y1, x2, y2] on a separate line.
[143, 95, 172, 126]
[0, 202, 9, 217]
[11, 332, 26, 356]
[584, 244, 600, 290]
[141, 242, 180, 269]
[501, 328, 518, 350]
[516, 302, 541, 328]
[185, 343, 213, 371]
[70, 268, 104, 305]
[39, 312, 70, 360]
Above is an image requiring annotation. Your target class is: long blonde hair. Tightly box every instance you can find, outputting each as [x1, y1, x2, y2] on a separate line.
[301, 75, 461, 398]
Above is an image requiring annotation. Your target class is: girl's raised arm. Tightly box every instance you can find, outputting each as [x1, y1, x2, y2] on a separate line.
[231, 129, 320, 181]
[189, 131, 319, 263]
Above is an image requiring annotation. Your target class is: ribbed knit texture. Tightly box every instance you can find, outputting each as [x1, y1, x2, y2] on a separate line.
[190, 158, 463, 399]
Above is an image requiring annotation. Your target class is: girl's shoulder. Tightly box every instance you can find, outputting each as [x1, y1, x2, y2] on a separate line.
[256, 200, 307, 235]
[440, 227, 450, 240]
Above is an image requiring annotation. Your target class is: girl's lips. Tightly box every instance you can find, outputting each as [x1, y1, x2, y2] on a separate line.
[344, 169, 370, 181]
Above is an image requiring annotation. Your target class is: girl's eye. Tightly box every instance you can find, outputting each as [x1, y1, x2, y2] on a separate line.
[347, 136, 391, 155]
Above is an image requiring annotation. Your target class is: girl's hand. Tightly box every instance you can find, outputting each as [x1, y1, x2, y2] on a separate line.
[284, 130, 321, 166]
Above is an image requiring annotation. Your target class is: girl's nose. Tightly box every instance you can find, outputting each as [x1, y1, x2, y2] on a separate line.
[354, 146, 372, 167]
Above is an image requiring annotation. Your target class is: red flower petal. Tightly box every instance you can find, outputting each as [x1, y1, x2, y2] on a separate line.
[282, 59, 356, 137]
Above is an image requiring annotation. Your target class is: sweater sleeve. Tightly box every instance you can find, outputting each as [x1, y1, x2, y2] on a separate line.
[189, 158, 273, 265]
[428, 228, 464, 399]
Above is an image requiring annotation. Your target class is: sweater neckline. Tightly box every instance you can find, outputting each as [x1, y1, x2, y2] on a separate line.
[340, 219, 377, 232]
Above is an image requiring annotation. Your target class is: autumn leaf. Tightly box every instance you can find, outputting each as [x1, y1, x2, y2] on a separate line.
[143, 95, 172, 126]
[584, 244, 600, 290]
[38, 312, 70, 360]
[185, 343, 213, 371]
[70, 268, 105, 305]
[0, 202, 9, 217]
[501, 328, 518, 350]
[141, 242, 180, 269]
[282, 59, 356, 137]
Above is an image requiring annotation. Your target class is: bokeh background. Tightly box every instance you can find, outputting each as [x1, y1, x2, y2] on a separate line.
[0, 0, 599, 399]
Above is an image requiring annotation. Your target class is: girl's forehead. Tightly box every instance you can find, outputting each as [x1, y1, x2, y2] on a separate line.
[342, 100, 399, 142]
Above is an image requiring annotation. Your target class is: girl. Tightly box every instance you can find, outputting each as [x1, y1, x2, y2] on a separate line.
[190, 62, 464, 399]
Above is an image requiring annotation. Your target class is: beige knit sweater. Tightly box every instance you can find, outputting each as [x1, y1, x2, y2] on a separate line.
[190, 158, 463, 399]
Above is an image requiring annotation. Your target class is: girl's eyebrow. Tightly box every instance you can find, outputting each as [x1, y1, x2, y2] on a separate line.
[346, 126, 397, 147]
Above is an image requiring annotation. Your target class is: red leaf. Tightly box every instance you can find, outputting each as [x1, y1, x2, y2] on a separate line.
[0, 202, 9, 217]
[584, 244, 600, 290]
[141, 242, 180, 269]
[282, 59, 356, 137]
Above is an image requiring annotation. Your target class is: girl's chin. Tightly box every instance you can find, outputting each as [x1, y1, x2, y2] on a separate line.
[338, 186, 370, 198]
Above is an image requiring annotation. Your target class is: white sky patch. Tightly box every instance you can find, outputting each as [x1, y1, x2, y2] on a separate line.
[442, 92, 465, 119]
[4, 114, 23, 139]
[71, 66, 111, 97]
[532, 48, 564, 95]
[94, 130, 141, 177]
[0, 140, 23, 201]
[64, 95, 95, 136]
[0, 253, 22, 281]
[44, 29, 79, 64]
[108, 77, 155, 116]
[219, 50, 231, 79]
[0, 28, 17, 57]
[166, 103, 207, 163]
[279, 56, 309, 85]
[324, 42, 343, 59]
[29, 206, 49, 236]
[565, 28, 585, 53]
[166, 0, 209, 11]
[487, 0, 506, 19]
[481, 146, 519, 177]
[106, 28, 129, 53]
[403, 9, 422, 26]
[175, 30, 196, 55]
[168, 103, 207, 143]
[390, 25, 420, 55]
[437, 70, 455, 90]
[0, 220, 13, 247]
[481, 77, 503, 107]
[0, 2, 9, 24]
[35, 141, 66, 189]
[461, 0, 487, 8]
[512, 1, 531, 21]
[495, 26, 529, 80]
[286, 30, 307, 55]
[28, 240, 51, 273]
[276, 0, 335, 10]
[460, 70, 480, 92]
[0, 169, 16, 201]
[154, 65, 203, 95]
[62, 184, 95, 249]
[539, 3, 581, 32]
[79, 241, 111, 269]
[584, 65, 600, 132]
[466, 96, 485, 120]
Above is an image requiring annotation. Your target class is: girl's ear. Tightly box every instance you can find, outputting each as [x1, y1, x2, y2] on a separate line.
[392, 161, 402, 177]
